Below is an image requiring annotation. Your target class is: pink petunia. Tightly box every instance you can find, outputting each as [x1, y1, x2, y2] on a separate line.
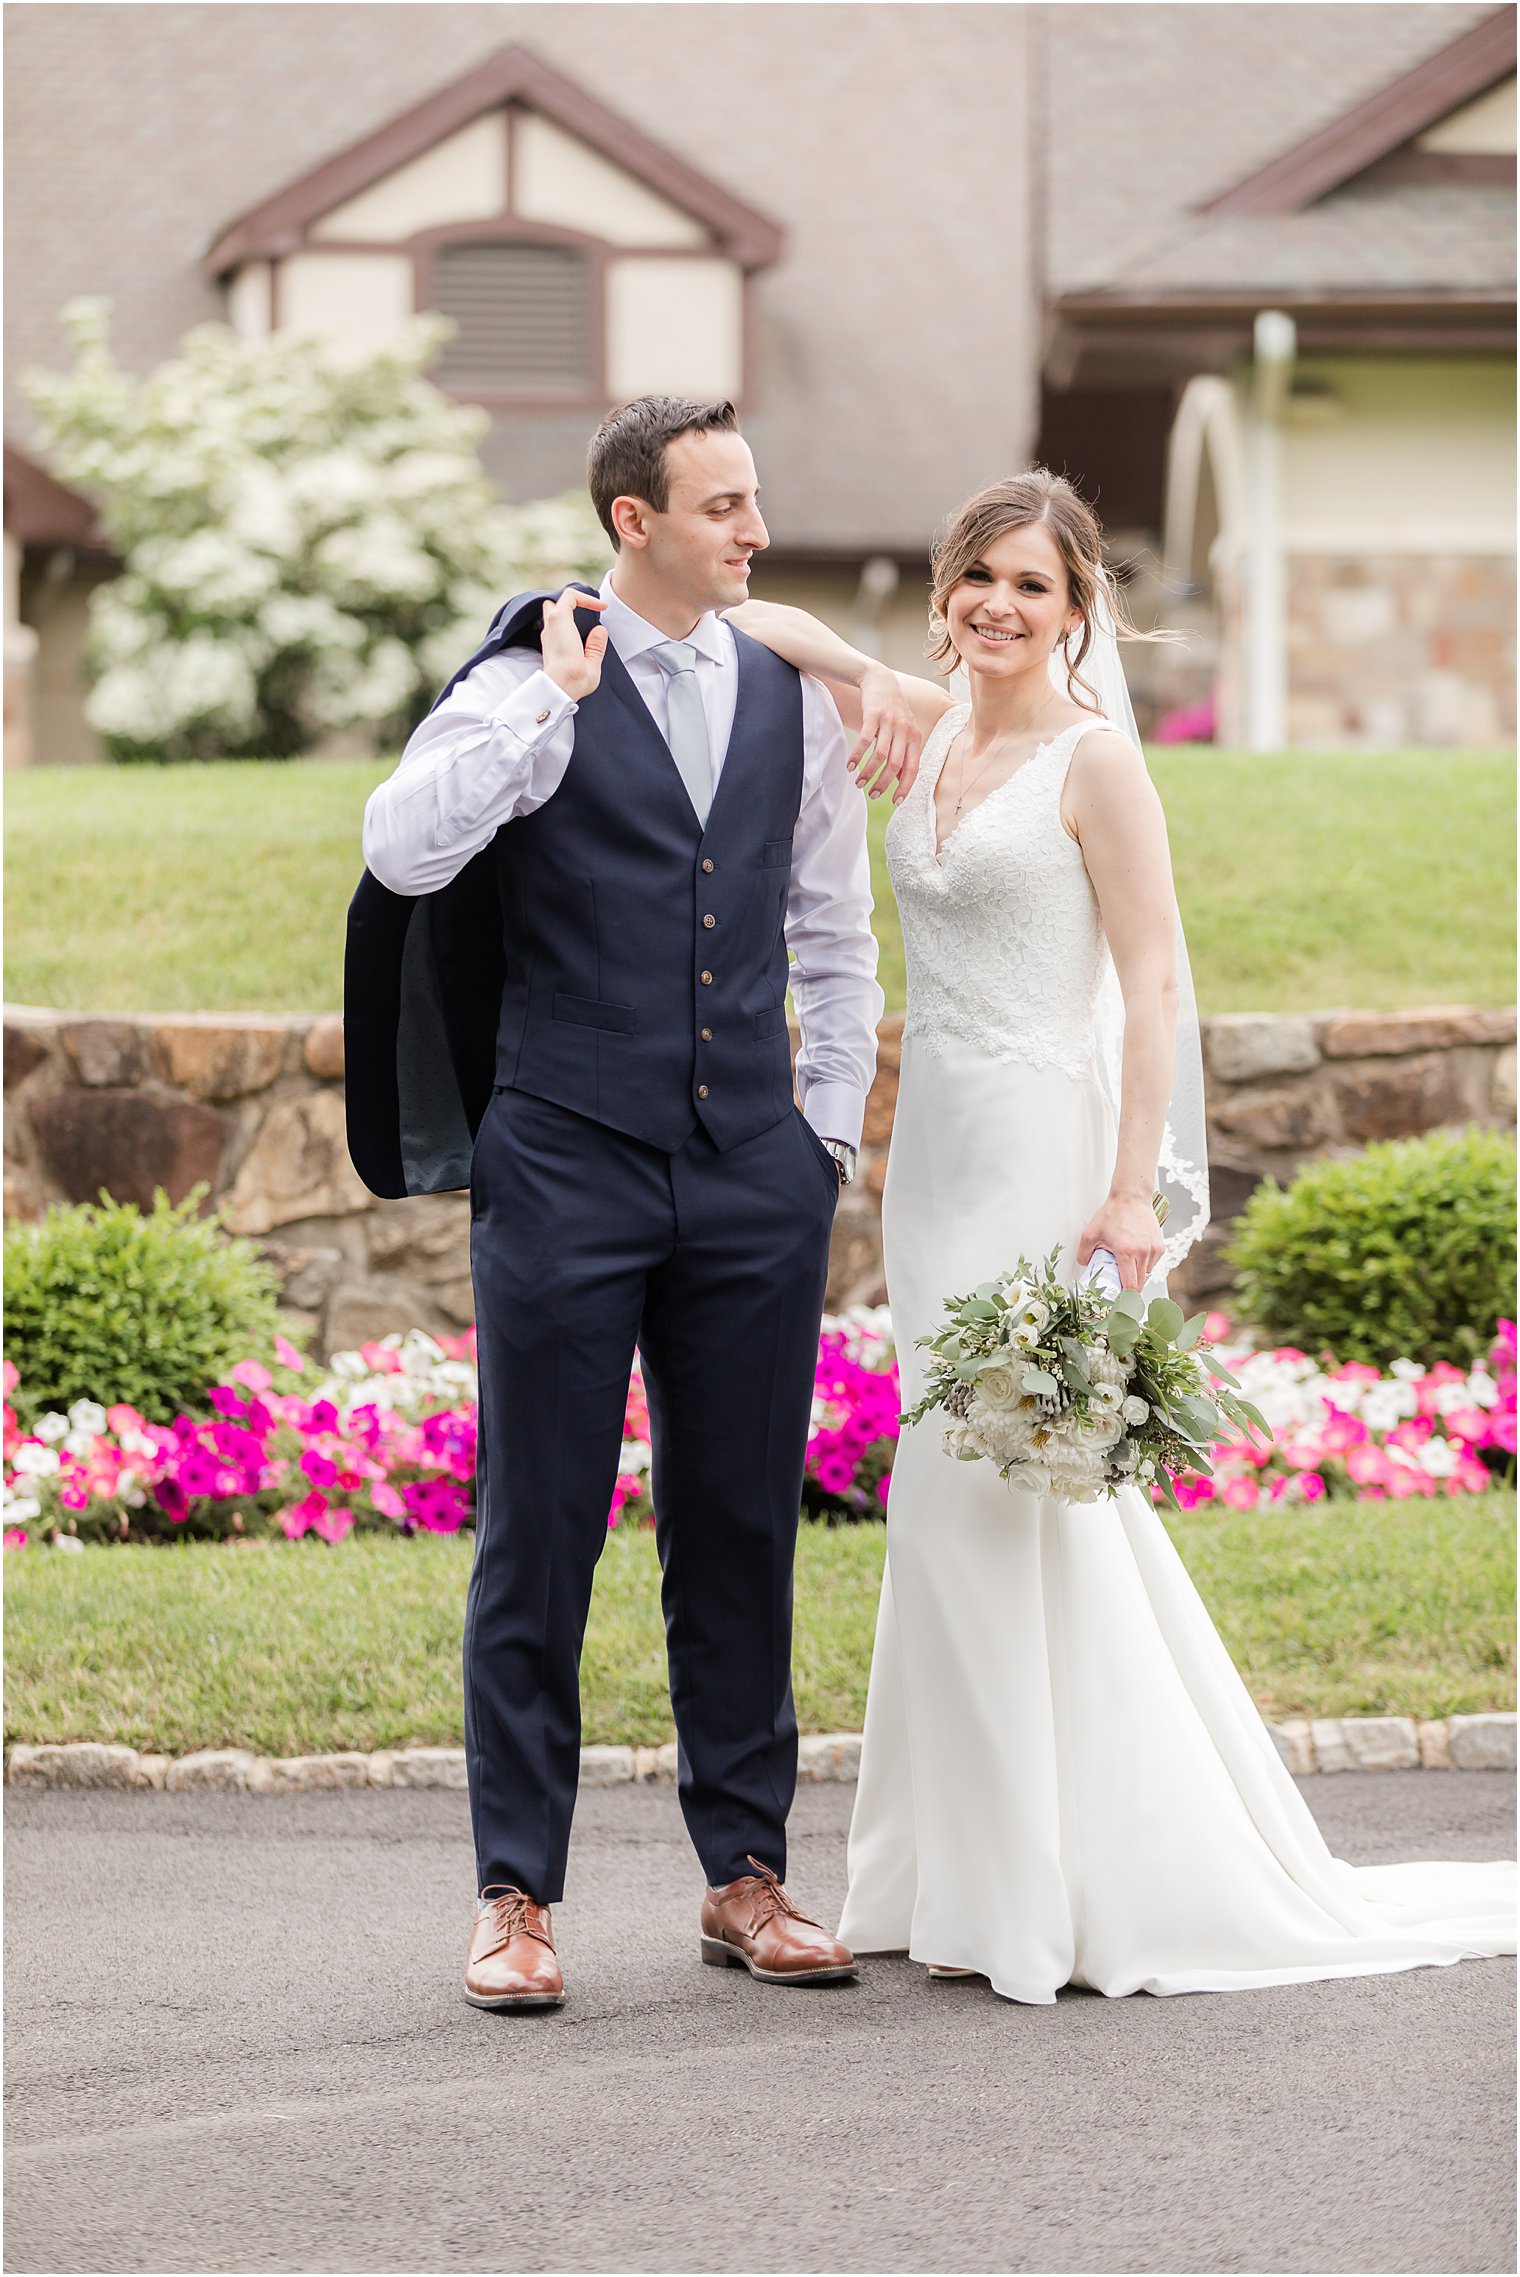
[1319, 1409, 1368, 1455]
[1221, 1476, 1260, 1511]
[274, 1335, 307, 1374]
[1346, 1442, 1392, 1488]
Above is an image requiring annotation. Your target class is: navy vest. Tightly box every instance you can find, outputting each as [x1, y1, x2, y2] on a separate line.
[344, 586, 806, 1198]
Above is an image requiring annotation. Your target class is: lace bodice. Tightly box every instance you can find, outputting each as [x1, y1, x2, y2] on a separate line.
[886, 705, 1111, 1077]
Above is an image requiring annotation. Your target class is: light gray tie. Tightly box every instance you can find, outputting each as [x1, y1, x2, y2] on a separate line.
[650, 641, 714, 825]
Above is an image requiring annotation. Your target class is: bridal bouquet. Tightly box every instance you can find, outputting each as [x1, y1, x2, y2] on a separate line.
[901, 1251, 1269, 1507]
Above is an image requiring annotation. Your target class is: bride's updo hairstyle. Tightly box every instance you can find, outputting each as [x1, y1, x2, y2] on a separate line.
[927, 468, 1142, 711]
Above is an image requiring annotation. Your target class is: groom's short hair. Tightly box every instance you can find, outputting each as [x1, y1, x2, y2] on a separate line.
[587, 397, 740, 545]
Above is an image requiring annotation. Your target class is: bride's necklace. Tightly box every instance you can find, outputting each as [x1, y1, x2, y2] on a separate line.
[948, 701, 1067, 819]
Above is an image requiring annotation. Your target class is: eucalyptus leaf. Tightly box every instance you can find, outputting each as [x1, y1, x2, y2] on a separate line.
[1111, 1289, 1145, 1322]
[1022, 1368, 1059, 1398]
[1145, 1298, 1184, 1341]
[1175, 1314, 1206, 1352]
[962, 1300, 999, 1322]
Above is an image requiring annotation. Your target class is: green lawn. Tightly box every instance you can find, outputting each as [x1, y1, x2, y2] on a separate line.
[5, 1496, 1512, 1756]
[5, 749, 1513, 1016]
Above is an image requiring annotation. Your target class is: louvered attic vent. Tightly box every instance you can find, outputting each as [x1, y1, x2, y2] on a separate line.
[432, 242, 594, 392]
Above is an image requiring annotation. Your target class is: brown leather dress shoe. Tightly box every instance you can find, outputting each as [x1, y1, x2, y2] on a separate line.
[464, 1884, 565, 2010]
[700, 1855, 859, 1985]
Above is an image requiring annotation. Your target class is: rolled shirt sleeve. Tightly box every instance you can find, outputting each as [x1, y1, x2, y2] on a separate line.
[786, 675, 884, 1148]
[361, 657, 578, 896]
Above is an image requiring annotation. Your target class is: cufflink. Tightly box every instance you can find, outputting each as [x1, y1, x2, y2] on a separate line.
[535, 708, 551, 725]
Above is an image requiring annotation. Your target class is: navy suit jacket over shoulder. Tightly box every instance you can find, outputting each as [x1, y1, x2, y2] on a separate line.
[344, 587, 594, 1200]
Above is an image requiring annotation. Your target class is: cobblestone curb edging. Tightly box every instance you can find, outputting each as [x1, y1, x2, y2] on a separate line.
[5, 1718, 1513, 1791]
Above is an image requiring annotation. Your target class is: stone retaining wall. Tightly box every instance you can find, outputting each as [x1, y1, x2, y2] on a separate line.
[4, 1002, 1514, 1347]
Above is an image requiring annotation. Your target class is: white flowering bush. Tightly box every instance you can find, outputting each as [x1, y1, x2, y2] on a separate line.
[23, 300, 609, 762]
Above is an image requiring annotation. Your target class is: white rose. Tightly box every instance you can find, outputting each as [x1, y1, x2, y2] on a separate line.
[1091, 1381, 1126, 1414]
[1006, 1463, 1052, 1496]
[1077, 1409, 1125, 1450]
[1121, 1396, 1150, 1426]
[976, 1360, 1024, 1411]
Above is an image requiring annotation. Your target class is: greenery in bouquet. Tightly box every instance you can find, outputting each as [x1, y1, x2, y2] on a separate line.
[903, 1252, 1269, 1506]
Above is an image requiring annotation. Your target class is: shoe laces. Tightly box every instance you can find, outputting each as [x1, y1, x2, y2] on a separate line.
[742, 1854, 821, 1934]
[477, 1883, 551, 1953]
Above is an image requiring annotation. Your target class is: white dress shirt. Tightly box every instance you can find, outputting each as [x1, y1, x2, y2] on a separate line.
[363, 571, 883, 1147]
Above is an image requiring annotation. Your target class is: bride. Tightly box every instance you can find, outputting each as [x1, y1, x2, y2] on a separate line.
[729, 470, 1515, 2001]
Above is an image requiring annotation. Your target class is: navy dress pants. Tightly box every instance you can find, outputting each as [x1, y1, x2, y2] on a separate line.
[463, 1086, 839, 1903]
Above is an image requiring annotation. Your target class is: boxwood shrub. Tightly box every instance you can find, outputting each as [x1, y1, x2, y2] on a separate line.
[1226, 1127, 1516, 1368]
[4, 1187, 283, 1425]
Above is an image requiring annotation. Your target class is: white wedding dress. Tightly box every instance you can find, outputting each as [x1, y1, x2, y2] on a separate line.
[836, 705, 1515, 2000]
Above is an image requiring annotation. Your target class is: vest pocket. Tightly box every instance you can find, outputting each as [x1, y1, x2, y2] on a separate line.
[552, 993, 637, 1035]
[753, 1004, 789, 1041]
[761, 838, 794, 868]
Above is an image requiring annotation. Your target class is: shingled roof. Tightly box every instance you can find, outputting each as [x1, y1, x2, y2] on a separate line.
[5, 3, 1513, 554]
[1042, 1, 1513, 300]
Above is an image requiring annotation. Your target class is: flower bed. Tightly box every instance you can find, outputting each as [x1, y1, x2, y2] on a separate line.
[1179, 1317, 1515, 1510]
[4, 1313, 1512, 1549]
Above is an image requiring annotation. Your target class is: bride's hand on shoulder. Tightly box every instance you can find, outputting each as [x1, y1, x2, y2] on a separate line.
[1077, 1193, 1165, 1292]
[848, 663, 925, 801]
[724, 598, 950, 802]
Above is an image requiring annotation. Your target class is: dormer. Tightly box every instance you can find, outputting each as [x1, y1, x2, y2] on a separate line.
[1200, 6, 1515, 214]
[204, 46, 782, 406]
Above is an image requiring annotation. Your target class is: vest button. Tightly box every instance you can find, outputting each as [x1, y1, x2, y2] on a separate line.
[702, 913, 716, 929]
[700, 1027, 713, 1042]
[700, 970, 713, 985]
[697, 1084, 710, 1100]
[701, 858, 715, 873]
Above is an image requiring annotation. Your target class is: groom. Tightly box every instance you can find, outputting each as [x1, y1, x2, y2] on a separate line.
[349, 397, 882, 2007]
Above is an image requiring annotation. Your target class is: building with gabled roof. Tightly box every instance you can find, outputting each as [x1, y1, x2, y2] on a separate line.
[4, 2, 1513, 761]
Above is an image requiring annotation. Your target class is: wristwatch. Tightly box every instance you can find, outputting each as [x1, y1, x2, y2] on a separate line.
[820, 1138, 858, 1186]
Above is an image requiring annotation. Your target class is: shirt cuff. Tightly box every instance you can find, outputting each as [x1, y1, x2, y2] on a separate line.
[801, 1082, 867, 1151]
[488, 668, 577, 738]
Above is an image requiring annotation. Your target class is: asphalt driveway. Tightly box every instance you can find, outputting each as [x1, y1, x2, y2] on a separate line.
[5, 1773, 1514, 2274]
